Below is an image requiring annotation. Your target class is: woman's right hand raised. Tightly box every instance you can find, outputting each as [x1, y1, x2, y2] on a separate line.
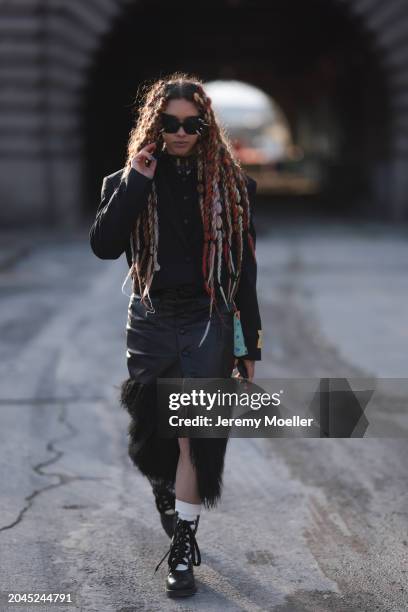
[131, 143, 157, 179]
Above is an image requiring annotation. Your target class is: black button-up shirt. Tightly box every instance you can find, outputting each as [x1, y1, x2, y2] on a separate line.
[89, 154, 262, 360]
[151, 152, 204, 290]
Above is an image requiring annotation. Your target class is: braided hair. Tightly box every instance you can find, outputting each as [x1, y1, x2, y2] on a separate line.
[121, 72, 257, 345]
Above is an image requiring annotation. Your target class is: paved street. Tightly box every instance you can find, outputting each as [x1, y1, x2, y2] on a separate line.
[0, 218, 407, 611]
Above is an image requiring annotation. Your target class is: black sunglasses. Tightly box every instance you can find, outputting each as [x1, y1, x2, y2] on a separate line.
[160, 113, 208, 135]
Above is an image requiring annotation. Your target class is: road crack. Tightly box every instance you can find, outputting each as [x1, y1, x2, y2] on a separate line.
[0, 400, 106, 533]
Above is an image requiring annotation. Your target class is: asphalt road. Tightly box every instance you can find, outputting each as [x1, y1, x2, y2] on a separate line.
[0, 219, 407, 611]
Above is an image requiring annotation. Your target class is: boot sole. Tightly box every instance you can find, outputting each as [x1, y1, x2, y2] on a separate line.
[166, 586, 197, 598]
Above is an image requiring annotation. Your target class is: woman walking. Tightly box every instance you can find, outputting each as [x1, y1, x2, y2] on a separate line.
[89, 73, 262, 598]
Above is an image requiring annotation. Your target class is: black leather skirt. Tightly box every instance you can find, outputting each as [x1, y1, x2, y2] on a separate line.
[120, 282, 236, 508]
[126, 283, 235, 384]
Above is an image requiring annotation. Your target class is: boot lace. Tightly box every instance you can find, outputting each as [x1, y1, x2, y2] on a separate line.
[154, 516, 201, 573]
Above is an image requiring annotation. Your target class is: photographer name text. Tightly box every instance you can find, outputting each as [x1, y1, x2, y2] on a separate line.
[169, 415, 314, 428]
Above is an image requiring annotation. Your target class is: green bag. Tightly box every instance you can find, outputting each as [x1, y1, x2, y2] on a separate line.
[233, 310, 248, 357]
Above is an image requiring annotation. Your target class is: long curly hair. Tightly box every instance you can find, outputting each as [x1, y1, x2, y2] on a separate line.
[121, 71, 257, 344]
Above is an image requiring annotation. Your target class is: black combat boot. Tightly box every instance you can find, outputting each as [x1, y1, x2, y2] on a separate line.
[154, 512, 201, 597]
[149, 477, 176, 538]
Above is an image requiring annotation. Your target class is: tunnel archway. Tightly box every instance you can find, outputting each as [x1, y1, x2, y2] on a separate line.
[2, 0, 408, 226]
[81, 0, 396, 221]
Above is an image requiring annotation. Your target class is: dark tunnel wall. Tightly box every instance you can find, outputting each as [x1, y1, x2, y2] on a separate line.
[82, 0, 390, 219]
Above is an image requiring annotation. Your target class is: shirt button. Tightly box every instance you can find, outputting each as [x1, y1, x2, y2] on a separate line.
[183, 195, 189, 200]
[181, 349, 190, 356]
[185, 255, 191, 262]
[179, 328, 186, 335]
[183, 218, 189, 224]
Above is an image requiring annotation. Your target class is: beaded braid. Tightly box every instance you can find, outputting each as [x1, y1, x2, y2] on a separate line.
[121, 73, 256, 344]
[193, 87, 252, 300]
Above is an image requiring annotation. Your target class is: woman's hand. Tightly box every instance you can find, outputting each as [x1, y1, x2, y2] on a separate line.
[131, 143, 157, 179]
[233, 358, 255, 382]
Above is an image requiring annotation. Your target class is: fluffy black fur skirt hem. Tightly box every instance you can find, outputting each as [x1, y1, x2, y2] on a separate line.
[119, 376, 229, 509]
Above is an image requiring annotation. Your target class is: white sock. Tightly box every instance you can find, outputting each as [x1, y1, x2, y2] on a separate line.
[175, 499, 201, 521]
[174, 499, 201, 571]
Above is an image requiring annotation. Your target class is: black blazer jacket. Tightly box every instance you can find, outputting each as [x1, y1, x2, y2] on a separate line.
[89, 162, 263, 360]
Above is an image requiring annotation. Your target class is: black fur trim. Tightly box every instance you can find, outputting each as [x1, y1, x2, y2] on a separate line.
[119, 377, 180, 482]
[119, 376, 229, 508]
[190, 437, 229, 509]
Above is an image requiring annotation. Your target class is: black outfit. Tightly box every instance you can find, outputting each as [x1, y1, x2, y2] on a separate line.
[89, 150, 262, 508]
[89, 149, 262, 360]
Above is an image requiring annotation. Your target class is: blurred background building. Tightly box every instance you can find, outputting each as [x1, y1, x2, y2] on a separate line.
[1, 0, 408, 226]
